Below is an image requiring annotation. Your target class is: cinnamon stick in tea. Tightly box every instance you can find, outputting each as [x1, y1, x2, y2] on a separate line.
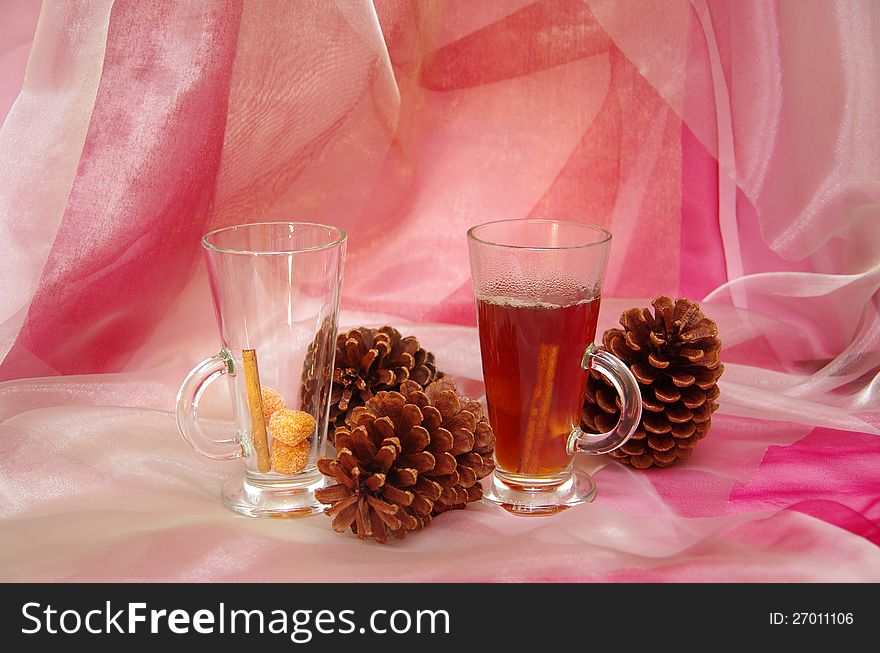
[519, 342, 558, 475]
[242, 348, 272, 473]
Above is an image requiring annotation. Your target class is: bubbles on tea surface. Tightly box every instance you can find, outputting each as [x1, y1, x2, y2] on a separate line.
[477, 277, 601, 309]
[479, 295, 598, 310]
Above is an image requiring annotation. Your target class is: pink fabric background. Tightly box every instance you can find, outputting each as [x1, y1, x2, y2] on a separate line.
[0, 0, 878, 581]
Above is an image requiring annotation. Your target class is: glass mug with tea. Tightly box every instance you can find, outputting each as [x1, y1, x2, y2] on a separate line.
[176, 222, 346, 517]
[467, 219, 642, 514]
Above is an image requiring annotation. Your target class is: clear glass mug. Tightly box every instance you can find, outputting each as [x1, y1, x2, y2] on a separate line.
[467, 219, 642, 514]
[176, 222, 346, 517]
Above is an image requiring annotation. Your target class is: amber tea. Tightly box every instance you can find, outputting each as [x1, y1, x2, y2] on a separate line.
[478, 296, 601, 481]
[467, 218, 641, 513]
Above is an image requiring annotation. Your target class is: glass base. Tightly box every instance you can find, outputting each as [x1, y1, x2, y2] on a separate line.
[483, 469, 597, 516]
[221, 469, 327, 518]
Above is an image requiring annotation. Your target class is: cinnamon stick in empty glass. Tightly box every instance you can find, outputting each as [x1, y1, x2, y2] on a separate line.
[176, 222, 346, 518]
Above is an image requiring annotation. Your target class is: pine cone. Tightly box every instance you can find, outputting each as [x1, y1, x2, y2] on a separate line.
[582, 297, 723, 469]
[300, 317, 335, 419]
[325, 326, 440, 437]
[315, 378, 495, 543]
[425, 378, 496, 514]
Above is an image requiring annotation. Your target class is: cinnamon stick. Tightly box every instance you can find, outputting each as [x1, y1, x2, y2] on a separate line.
[242, 348, 272, 473]
[519, 342, 558, 475]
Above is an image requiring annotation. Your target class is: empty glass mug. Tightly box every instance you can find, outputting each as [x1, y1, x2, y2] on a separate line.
[467, 219, 641, 514]
[176, 222, 346, 517]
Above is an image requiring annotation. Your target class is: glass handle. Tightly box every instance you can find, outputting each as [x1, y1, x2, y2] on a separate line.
[567, 344, 642, 455]
[175, 349, 244, 461]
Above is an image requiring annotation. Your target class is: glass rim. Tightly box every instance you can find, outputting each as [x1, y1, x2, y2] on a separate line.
[466, 218, 612, 251]
[201, 221, 347, 255]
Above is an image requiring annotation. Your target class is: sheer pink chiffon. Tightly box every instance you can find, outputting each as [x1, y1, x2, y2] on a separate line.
[0, 0, 877, 581]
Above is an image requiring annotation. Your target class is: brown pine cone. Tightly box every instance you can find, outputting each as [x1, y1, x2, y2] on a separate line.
[582, 297, 723, 469]
[325, 326, 441, 437]
[425, 378, 496, 514]
[300, 317, 335, 420]
[315, 378, 495, 543]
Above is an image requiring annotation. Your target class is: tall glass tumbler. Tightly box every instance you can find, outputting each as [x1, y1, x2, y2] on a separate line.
[467, 219, 641, 514]
[176, 222, 346, 517]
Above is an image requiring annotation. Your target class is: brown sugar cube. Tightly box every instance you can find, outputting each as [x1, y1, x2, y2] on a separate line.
[271, 440, 310, 475]
[268, 408, 315, 446]
[261, 386, 286, 424]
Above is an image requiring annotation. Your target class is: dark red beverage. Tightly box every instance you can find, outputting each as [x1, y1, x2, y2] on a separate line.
[477, 296, 601, 480]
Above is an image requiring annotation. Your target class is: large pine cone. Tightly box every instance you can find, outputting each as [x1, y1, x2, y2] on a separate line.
[300, 317, 335, 420]
[326, 326, 440, 437]
[582, 297, 723, 469]
[315, 378, 495, 543]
